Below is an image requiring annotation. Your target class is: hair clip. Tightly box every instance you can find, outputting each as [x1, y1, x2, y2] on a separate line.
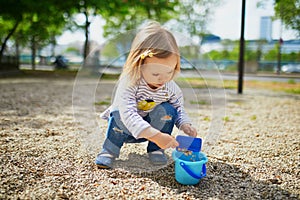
[140, 50, 154, 60]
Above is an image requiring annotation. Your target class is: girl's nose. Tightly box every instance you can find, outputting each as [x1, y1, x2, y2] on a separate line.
[160, 74, 168, 81]
[158, 76, 166, 83]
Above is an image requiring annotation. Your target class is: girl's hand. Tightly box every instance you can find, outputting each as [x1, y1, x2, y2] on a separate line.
[180, 124, 197, 137]
[148, 132, 179, 149]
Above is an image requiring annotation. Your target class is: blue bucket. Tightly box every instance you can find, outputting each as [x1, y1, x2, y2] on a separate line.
[172, 150, 208, 185]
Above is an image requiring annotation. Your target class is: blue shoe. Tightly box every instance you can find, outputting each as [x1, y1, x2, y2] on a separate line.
[148, 150, 167, 165]
[95, 150, 115, 169]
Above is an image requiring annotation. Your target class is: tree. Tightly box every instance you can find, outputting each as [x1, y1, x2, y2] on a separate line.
[63, 0, 178, 62]
[102, 0, 178, 38]
[1, 0, 224, 71]
[162, 0, 221, 61]
[168, 0, 220, 40]
[0, 0, 72, 67]
[274, 0, 300, 37]
[0, 0, 25, 63]
[65, 0, 113, 60]
[16, 6, 67, 69]
[258, 0, 300, 36]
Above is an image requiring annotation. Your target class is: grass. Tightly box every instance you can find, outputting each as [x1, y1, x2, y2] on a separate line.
[250, 115, 257, 120]
[245, 80, 300, 94]
[95, 96, 111, 106]
[203, 116, 210, 121]
[95, 101, 111, 106]
[190, 100, 207, 105]
[287, 79, 296, 84]
[176, 77, 300, 94]
[176, 77, 236, 89]
[5, 70, 299, 95]
[222, 116, 230, 122]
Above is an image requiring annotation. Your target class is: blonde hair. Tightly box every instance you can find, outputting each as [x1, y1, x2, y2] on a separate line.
[121, 21, 181, 85]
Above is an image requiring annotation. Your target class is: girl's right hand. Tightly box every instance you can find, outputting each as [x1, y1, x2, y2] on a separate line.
[148, 132, 179, 149]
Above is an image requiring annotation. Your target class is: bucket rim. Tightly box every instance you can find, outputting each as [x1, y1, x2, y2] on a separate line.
[172, 150, 208, 164]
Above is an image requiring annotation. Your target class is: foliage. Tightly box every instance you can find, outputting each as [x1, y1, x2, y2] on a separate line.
[179, 45, 201, 59]
[101, 1, 179, 38]
[262, 47, 278, 61]
[274, 0, 300, 37]
[169, 0, 220, 39]
[101, 31, 135, 59]
[258, 0, 300, 37]
[283, 52, 300, 61]
[204, 41, 300, 62]
[204, 41, 258, 61]
[263, 45, 300, 61]
[65, 47, 81, 55]
[0, 0, 26, 61]
[0, 0, 72, 65]
[66, 0, 115, 59]
[1, 0, 223, 69]
[99, 0, 222, 61]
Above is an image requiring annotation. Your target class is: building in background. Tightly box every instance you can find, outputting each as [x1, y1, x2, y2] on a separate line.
[260, 16, 273, 42]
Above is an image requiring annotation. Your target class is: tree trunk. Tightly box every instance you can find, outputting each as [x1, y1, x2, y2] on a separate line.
[50, 35, 56, 58]
[0, 20, 20, 63]
[31, 36, 36, 70]
[16, 40, 20, 68]
[83, 11, 90, 61]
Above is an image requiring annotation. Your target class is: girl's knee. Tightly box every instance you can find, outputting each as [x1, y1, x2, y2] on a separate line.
[160, 102, 178, 117]
[148, 102, 177, 133]
[151, 102, 178, 120]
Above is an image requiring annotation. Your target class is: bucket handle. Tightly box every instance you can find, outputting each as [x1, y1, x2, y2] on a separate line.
[180, 162, 206, 179]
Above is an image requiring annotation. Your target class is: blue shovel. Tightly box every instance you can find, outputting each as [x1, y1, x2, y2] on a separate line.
[176, 135, 202, 152]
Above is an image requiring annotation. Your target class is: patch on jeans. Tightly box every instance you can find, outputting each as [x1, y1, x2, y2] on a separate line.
[161, 115, 172, 121]
[113, 127, 123, 134]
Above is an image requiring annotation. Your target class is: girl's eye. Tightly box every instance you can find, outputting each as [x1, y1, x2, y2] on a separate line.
[152, 73, 159, 76]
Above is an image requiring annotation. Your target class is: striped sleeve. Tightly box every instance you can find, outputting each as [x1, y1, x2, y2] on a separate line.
[167, 81, 192, 128]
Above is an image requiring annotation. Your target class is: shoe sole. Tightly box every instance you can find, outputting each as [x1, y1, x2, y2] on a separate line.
[95, 163, 111, 169]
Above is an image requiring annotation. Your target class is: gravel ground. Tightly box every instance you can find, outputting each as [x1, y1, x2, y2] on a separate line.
[0, 74, 299, 199]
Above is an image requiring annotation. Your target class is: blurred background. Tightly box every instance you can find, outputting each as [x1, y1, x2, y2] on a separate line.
[0, 0, 299, 75]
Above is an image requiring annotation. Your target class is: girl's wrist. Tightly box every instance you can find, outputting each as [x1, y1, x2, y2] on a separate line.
[147, 132, 162, 144]
[138, 127, 160, 139]
[180, 123, 191, 130]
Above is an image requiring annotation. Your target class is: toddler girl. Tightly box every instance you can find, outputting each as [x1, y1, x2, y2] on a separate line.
[95, 21, 197, 169]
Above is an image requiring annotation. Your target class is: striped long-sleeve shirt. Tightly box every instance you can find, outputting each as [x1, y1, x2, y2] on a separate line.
[101, 76, 191, 139]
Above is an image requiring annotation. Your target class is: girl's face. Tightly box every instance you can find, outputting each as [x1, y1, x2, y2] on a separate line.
[141, 54, 177, 89]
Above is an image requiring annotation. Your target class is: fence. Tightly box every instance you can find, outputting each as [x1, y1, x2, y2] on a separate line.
[0, 55, 18, 71]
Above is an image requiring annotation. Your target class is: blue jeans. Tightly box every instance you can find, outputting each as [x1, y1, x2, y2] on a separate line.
[102, 102, 178, 157]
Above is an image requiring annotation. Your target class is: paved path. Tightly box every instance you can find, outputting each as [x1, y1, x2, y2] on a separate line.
[20, 64, 300, 82]
[181, 70, 300, 82]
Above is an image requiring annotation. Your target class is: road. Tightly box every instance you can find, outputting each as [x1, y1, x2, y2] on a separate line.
[20, 64, 300, 83]
[180, 70, 300, 83]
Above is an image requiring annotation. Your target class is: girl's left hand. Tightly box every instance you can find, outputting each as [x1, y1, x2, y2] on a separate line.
[180, 124, 197, 137]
